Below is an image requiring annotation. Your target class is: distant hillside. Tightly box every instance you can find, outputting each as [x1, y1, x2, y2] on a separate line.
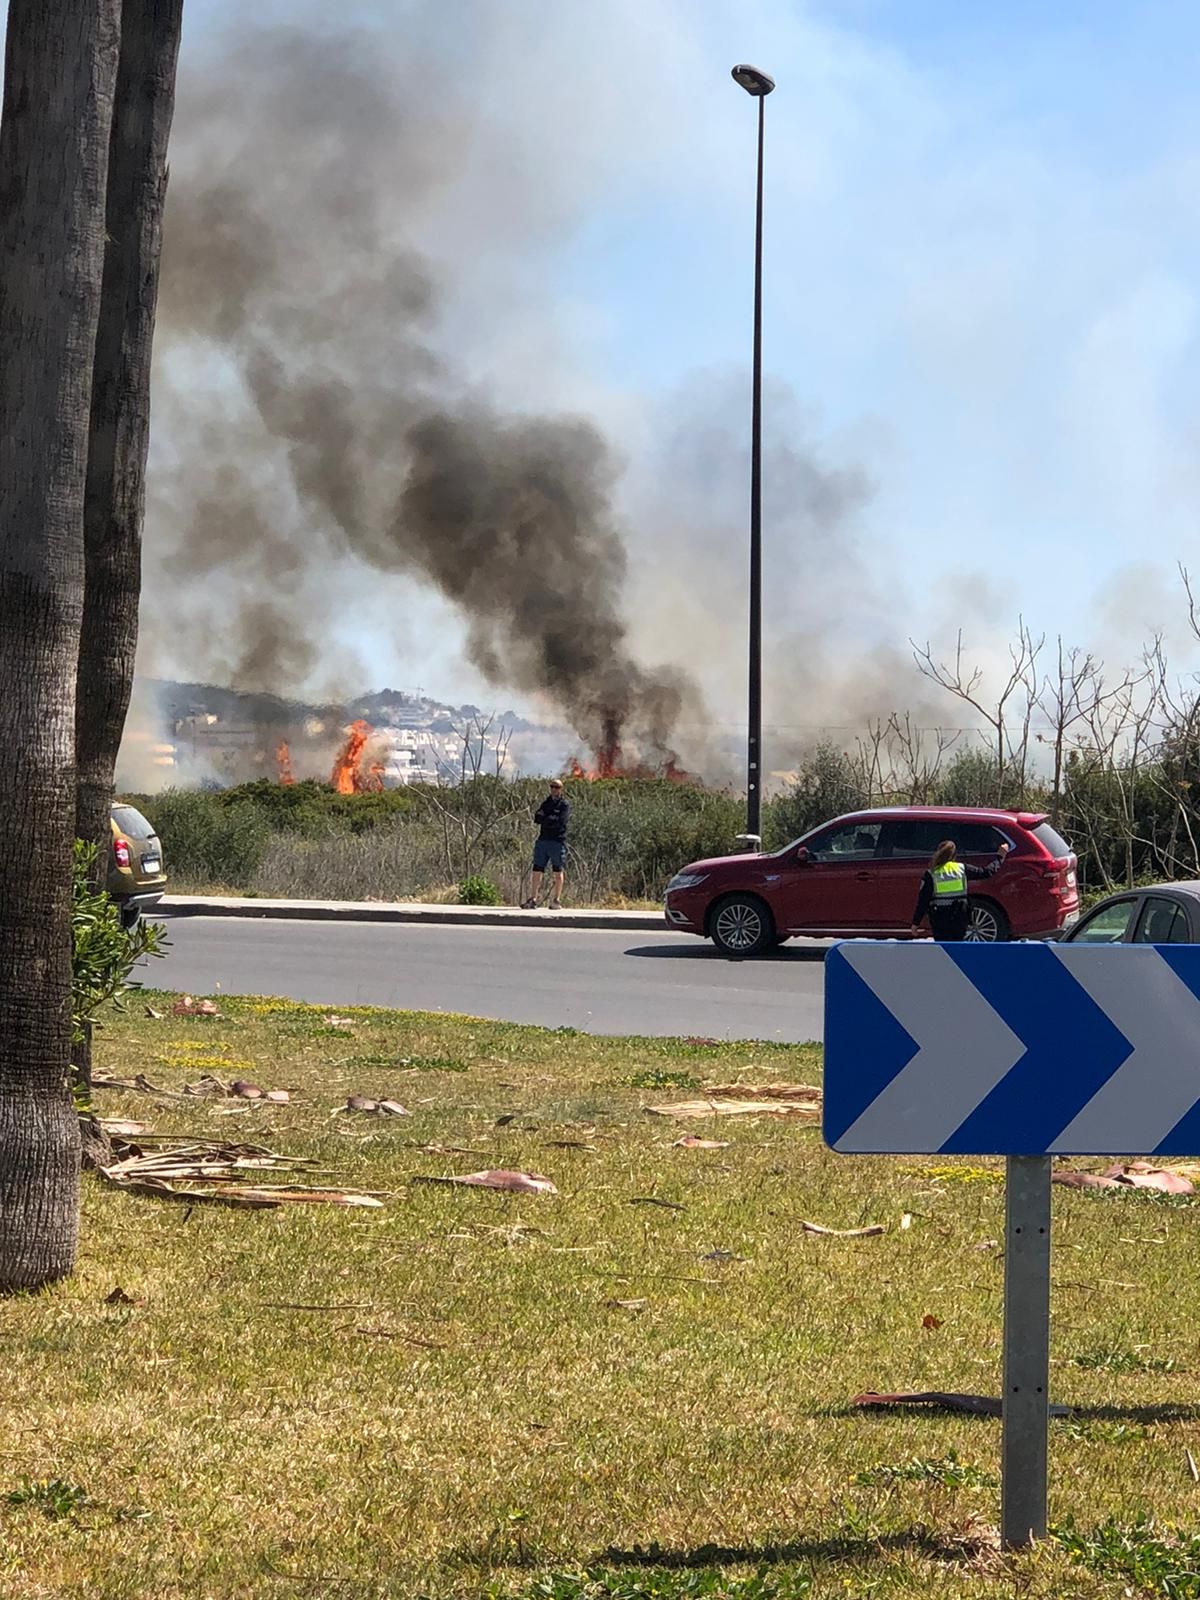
[142, 679, 534, 733]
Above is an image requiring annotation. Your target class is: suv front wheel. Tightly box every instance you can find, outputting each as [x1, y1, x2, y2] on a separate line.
[709, 894, 775, 958]
[965, 899, 1010, 942]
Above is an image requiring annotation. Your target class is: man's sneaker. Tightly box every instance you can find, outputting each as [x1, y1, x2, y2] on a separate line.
[521, 898, 538, 910]
[549, 899, 563, 911]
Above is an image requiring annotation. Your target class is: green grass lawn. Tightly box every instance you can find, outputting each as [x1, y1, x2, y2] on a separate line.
[3, 994, 1200, 1598]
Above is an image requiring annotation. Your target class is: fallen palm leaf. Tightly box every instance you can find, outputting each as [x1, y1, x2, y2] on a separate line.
[103, 1174, 383, 1208]
[647, 1083, 821, 1120]
[704, 1083, 822, 1101]
[411, 1142, 489, 1155]
[674, 1135, 730, 1150]
[92, 1072, 186, 1098]
[1105, 1162, 1194, 1194]
[802, 1220, 886, 1238]
[260, 1301, 375, 1312]
[221, 1185, 384, 1206]
[413, 1168, 557, 1195]
[1053, 1171, 1122, 1191]
[343, 1326, 445, 1346]
[1054, 1164, 1194, 1194]
[97, 1137, 363, 1210]
[852, 1390, 1071, 1418]
[144, 1005, 163, 1020]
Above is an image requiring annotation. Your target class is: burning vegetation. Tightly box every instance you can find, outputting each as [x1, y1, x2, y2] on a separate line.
[330, 721, 385, 795]
[566, 745, 696, 784]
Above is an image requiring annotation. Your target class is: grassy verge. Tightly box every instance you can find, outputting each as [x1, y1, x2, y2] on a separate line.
[3, 997, 1199, 1598]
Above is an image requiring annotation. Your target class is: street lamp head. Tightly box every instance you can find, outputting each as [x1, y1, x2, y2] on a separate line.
[731, 64, 775, 96]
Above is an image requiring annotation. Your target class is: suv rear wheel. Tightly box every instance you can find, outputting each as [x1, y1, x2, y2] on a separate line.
[965, 899, 1009, 942]
[709, 894, 775, 958]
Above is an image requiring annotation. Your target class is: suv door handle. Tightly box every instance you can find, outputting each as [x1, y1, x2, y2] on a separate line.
[855, 871, 874, 881]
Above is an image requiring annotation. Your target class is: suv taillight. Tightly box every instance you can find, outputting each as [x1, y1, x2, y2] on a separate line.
[1040, 858, 1076, 892]
[114, 837, 131, 869]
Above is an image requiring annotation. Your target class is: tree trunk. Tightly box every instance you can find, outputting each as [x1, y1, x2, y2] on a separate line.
[72, 0, 184, 1115]
[76, 0, 185, 856]
[0, 0, 121, 1291]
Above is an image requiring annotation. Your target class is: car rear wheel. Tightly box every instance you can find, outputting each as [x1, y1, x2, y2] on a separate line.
[709, 894, 775, 958]
[965, 899, 1009, 942]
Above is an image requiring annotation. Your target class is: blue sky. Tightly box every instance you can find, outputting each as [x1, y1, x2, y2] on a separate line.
[150, 0, 1200, 740]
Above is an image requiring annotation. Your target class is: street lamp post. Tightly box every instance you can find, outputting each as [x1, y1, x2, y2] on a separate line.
[731, 64, 774, 847]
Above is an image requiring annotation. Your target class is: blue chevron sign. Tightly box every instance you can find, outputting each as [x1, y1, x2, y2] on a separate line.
[824, 941, 1200, 1156]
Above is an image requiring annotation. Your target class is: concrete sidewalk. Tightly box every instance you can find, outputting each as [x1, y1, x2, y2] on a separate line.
[158, 894, 666, 932]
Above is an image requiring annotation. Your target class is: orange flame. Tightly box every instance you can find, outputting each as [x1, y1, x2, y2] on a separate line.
[331, 720, 372, 794]
[564, 749, 695, 784]
[276, 741, 295, 786]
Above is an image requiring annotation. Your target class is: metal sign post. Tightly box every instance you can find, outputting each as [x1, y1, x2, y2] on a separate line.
[1000, 1155, 1051, 1547]
[823, 939, 1200, 1546]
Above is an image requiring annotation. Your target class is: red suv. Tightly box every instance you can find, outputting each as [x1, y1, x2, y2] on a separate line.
[663, 807, 1079, 956]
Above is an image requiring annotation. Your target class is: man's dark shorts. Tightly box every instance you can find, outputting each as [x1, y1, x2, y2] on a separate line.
[533, 838, 565, 872]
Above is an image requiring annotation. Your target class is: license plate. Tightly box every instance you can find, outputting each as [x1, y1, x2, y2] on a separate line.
[141, 856, 161, 874]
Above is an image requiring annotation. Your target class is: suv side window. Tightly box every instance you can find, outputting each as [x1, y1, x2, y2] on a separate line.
[955, 823, 1006, 855]
[808, 822, 882, 862]
[884, 820, 1005, 858]
[882, 820, 951, 858]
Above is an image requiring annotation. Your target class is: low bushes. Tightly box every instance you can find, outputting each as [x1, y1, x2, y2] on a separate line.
[131, 777, 748, 904]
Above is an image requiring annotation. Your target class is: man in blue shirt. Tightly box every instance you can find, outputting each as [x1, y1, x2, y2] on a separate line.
[522, 778, 569, 910]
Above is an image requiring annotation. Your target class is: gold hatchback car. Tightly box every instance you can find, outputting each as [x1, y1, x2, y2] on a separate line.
[108, 802, 167, 928]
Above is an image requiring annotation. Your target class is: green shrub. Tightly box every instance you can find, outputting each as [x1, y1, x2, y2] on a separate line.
[459, 874, 502, 906]
[71, 843, 168, 1044]
[139, 789, 271, 886]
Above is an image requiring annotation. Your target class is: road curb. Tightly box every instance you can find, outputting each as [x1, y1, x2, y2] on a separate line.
[158, 896, 666, 933]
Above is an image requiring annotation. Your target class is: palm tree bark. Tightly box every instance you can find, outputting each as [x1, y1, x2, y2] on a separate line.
[73, 0, 184, 1125]
[76, 0, 185, 856]
[0, 0, 121, 1291]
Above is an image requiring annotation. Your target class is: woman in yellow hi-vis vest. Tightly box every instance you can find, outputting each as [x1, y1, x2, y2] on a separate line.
[911, 838, 1011, 942]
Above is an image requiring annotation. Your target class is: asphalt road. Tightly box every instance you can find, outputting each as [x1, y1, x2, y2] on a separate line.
[150, 918, 826, 1041]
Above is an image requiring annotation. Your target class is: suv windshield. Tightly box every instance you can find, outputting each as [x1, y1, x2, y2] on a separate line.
[1031, 821, 1072, 860]
[112, 805, 156, 841]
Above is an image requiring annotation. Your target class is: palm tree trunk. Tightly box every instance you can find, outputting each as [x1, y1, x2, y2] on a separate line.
[73, 0, 185, 1121]
[77, 0, 185, 858]
[0, 0, 121, 1291]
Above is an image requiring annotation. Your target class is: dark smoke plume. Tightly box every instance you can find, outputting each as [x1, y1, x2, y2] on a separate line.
[148, 22, 698, 759]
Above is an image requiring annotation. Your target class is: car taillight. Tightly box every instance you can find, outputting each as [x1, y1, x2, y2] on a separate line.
[114, 838, 131, 869]
[1039, 859, 1076, 892]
